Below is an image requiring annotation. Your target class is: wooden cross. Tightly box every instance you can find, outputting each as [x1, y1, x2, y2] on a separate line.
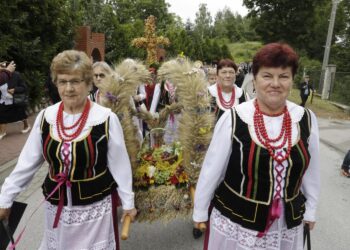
[131, 15, 170, 65]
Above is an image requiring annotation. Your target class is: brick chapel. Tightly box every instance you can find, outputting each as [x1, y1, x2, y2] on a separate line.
[74, 26, 105, 62]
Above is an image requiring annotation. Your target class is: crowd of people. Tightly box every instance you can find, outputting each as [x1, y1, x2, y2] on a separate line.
[0, 61, 31, 140]
[0, 43, 322, 250]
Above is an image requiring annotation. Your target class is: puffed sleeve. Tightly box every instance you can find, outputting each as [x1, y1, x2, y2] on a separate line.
[193, 109, 233, 222]
[0, 110, 45, 208]
[301, 110, 320, 222]
[107, 112, 135, 210]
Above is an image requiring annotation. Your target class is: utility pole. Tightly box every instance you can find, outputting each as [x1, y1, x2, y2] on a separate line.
[321, 0, 340, 99]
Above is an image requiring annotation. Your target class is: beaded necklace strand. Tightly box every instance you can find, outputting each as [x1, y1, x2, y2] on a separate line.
[253, 99, 292, 163]
[216, 84, 235, 109]
[56, 99, 91, 142]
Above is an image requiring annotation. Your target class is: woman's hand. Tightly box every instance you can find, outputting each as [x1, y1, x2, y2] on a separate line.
[304, 221, 316, 230]
[193, 221, 207, 231]
[133, 95, 142, 102]
[121, 208, 137, 222]
[341, 169, 350, 177]
[0, 207, 11, 221]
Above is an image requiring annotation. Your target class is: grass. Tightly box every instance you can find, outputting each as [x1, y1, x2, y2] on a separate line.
[228, 41, 262, 63]
[288, 88, 350, 120]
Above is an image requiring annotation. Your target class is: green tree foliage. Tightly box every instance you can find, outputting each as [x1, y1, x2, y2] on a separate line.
[213, 8, 242, 42]
[78, 0, 174, 63]
[243, 0, 330, 58]
[194, 4, 213, 39]
[0, 0, 77, 107]
[330, 0, 350, 72]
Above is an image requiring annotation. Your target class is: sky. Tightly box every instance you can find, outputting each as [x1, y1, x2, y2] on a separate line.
[166, 0, 249, 22]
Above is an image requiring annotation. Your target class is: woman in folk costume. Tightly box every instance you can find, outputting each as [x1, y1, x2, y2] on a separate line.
[142, 66, 157, 111]
[91, 61, 113, 103]
[208, 59, 249, 122]
[0, 50, 136, 250]
[150, 77, 180, 144]
[193, 43, 320, 250]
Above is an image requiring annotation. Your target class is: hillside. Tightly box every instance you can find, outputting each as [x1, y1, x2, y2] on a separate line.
[228, 41, 262, 63]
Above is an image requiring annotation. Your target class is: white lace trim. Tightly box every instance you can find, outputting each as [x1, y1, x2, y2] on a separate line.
[211, 208, 301, 250]
[235, 99, 305, 126]
[44, 102, 111, 127]
[46, 196, 112, 225]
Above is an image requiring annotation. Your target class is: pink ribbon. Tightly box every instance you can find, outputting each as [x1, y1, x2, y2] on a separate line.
[52, 172, 71, 228]
[9, 172, 70, 249]
[258, 151, 285, 238]
[257, 199, 281, 238]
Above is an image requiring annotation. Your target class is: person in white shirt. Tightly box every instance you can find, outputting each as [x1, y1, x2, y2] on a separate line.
[208, 59, 249, 123]
[193, 43, 320, 250]
[0, 50, 136, 250]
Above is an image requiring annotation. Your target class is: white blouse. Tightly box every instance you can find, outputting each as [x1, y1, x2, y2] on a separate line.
[0, 102, 135, 210]
[193, 99, 320, 223]
[208, 83, 246, 111]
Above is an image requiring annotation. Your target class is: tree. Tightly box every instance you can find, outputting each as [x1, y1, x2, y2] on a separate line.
[0, 0, 78, 107]
[243, 0, 328, 58]
[330, 0, 350, 72]
[194, 3, 212, 39]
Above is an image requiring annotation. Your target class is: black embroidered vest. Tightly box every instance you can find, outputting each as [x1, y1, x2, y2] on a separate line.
[210, 91, 247, 122]
[212, 108, 311, 231]
[40, 117, 117, 206]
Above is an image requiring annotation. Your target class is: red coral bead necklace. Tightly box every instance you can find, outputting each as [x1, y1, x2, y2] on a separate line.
[253, 99, 292, 163]
[217, 83, 235, 109]
[56, 99, 91, 142]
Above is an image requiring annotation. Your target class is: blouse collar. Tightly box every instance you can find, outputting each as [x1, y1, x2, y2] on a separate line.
[45, 101, 112, 127]
[208, 83, 243, 99]
[235, 98, 305, 125]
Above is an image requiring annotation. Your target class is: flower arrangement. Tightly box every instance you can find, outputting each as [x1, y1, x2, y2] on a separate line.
[134, 142, 188, 189]
[133, 136, 192, 221]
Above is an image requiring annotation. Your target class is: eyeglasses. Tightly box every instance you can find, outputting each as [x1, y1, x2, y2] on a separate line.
[57, 79, 84, 87]
[94, 73, 106, 79]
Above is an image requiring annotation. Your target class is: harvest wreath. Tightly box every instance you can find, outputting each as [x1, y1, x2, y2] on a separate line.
[133, 129, 192, 221]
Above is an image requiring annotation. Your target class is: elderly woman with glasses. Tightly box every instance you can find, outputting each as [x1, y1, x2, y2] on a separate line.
[0, 50, 136, 249]
[91, 61, 113, 103]
[194, 43, 320, 249]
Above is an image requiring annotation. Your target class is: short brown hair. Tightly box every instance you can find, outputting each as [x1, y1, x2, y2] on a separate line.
[50, 50, 93, 86]
[252, 43, 299, 77]
[217, 59, 238, 75]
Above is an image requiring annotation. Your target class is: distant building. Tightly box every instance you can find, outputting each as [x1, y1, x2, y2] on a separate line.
[74, 26, 105, 62]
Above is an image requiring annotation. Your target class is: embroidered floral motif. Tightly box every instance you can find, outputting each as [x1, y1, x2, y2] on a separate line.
[46, 230, 58, 250]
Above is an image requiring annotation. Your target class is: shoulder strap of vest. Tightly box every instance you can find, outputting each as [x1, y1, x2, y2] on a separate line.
[230, 108, 236, 141]
[106, 116, 110, 141]
[302, 108, 312, 139]
[238, 90, 246, 104]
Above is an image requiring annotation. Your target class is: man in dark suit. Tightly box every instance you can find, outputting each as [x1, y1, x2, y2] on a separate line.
[299, 75, 314, 107]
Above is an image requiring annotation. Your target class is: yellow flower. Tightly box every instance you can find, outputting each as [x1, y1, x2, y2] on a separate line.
[199, 127, 209, 135]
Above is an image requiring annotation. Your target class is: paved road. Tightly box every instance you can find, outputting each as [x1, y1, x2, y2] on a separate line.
[1, 116, 350, 249]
